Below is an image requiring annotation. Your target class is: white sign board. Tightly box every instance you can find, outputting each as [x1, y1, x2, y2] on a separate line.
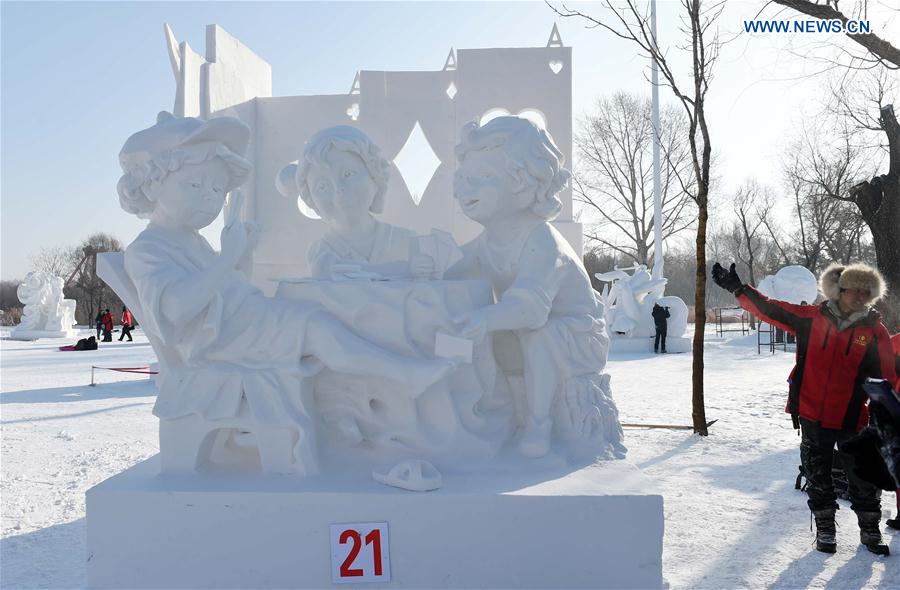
[329, 521, 391, 584]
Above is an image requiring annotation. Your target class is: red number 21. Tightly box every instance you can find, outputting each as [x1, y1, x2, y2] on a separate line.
[339, 528, 383, 577]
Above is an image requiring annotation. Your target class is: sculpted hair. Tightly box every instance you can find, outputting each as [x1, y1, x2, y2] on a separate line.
[455, 116, 570, 221]
[117, 142, 252, 218]
[276, 126, 390, 215]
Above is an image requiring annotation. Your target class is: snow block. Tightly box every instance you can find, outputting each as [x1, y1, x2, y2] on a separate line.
[86, 457, 663, 589]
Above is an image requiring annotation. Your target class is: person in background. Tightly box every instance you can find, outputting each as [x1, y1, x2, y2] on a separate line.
[95, 309, 104, 339]
[652, 303, 670, 354]
[101, 308, 113, 342]
[118, 306, 134, 342]
[712, 261, 897, 556]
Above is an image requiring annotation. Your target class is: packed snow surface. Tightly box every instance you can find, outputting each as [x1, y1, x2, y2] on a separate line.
[2, 327, 897, 588]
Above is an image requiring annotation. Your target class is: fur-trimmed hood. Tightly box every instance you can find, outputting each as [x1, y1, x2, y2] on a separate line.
[819, 262, 886, 303]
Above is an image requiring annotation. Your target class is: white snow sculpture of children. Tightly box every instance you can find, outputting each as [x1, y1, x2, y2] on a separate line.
[276, 126, 433, 280]
[15, 272, 50, 332]
[116, 112, 451, 474]
[448, 116, 625, 459]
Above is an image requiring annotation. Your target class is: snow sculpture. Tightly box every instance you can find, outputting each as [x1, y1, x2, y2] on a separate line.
[10, 271, 77, 340]
[446, 116, 625, 459]
[110, 112, 453, 476]
[594, 265, 689, 352]
[756, 265, 818, 305]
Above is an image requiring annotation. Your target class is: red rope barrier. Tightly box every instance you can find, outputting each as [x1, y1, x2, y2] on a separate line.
[90, 365, 158, 386]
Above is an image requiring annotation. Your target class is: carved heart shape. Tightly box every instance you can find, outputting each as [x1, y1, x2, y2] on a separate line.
[548, 60, 564, 74]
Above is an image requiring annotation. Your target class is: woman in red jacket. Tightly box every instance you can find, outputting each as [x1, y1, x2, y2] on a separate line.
[101, 308, 114, 342]
[713, 262, 897, 556]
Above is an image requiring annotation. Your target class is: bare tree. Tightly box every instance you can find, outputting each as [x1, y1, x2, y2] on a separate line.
[769, 0, 900, 69]
[574, 92, 696, 265]
[66, 233, 124, 324]
[782, 138, 870, 272]
[730, 181, 777, 287]
[29, 246, 77, 278]
[551, 0, 724, 435]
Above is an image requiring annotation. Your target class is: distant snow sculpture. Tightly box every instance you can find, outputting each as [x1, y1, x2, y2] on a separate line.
[10, 271, 77, 340]
[756, 265, 818, 305]
[595, 265, 688, 340]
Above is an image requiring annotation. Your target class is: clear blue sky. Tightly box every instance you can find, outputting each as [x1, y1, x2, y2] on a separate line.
[3, 1, 895, 280]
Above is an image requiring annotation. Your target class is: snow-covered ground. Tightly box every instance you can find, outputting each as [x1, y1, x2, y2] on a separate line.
[1, 327, 897, 589]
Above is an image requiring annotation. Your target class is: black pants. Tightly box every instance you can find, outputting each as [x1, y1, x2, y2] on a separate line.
[96, 323, 102, 339]
[654, 325, 667, 352]
[800, 418, 880, 512]
[118, 326, 133, 341]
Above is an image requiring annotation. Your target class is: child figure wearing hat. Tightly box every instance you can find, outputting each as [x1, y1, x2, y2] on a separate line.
[713, 260, 898, 555]
[117, 113, 452, 450]
[277, 126, 433, 280]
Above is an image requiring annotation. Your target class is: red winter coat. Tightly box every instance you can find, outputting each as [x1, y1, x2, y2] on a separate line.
[736, 286, 898, 432]
[892, 333, 900, 390]
[101, 312, 113, 331]
[121, 309, 133, 328]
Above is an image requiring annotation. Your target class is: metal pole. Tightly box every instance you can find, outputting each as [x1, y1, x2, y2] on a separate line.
[90, 366, 96, 386]
[650, 0, 664, 280]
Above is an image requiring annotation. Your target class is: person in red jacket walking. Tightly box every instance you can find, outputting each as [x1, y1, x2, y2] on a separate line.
[118, 306, 134, 342]
[101, 308, 114, 342]
[713, 261, 897, 556]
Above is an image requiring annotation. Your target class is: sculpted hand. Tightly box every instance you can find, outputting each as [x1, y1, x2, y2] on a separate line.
[409, 254, 436, 279]
[711, 262, 743, 294]
[454, 309, 489, 342]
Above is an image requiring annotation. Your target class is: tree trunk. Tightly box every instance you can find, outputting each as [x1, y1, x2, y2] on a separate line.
[692, 195, 709, 435]
[851, 105, 900, 330]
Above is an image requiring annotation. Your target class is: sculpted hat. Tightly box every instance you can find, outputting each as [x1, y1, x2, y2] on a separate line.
[819, 262, 886, 303]
[118, 111, 250, 172]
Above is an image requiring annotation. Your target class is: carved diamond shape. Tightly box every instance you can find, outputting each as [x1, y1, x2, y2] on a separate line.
[393, 121, 441, 206]
[346, 103, 360, 121]
[446, 81, 457, 99]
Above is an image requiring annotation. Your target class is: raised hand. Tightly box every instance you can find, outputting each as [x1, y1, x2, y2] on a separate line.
[711, 262, 743, 294]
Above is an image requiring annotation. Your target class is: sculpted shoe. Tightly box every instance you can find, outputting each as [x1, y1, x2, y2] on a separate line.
[518, 416, 552, 458]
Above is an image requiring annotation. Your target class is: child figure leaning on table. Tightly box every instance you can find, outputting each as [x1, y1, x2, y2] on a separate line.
[277, 126, 434, 280]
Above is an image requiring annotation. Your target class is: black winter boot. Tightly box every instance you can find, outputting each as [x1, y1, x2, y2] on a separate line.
[812, 508, 837, 553]
[856, 510, 890, 556]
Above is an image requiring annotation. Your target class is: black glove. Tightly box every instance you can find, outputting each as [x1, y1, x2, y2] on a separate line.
[711, 262, 743, 294]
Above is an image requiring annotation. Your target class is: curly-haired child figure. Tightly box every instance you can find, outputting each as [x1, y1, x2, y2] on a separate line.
[447, 116, 625, 459]
[117, 113, 452, 472]
[277, 126, 433, 280]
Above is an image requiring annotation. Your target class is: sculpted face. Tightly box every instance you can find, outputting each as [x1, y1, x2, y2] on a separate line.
[305, 150, 377, 222]
[151, 158, 230, 230]
[454, 148, 532, 225]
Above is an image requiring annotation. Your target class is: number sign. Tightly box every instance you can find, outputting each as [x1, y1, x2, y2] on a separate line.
[329, 522, 391, 584]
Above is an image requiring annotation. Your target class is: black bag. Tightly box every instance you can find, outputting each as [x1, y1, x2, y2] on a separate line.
[73, 336, 98, 351]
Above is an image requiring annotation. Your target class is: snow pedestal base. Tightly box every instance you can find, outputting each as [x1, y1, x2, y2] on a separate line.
[86, 457, 663, 589]
[8, 329, 76, 341]
[610, 336, 691, 354]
